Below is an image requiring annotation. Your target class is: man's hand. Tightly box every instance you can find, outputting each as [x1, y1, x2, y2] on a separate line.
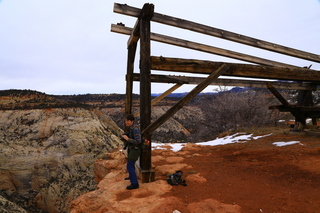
[122, 134, 129, 141]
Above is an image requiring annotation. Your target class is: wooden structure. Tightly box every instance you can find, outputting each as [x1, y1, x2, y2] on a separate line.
[111, 3, 320, 182]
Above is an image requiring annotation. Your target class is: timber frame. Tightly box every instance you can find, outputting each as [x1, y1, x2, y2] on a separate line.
[111, 3, 320, 182]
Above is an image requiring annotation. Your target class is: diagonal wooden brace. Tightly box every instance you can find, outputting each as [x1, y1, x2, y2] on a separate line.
[142, 64, 229, 135]
[267, 82, 306, 125]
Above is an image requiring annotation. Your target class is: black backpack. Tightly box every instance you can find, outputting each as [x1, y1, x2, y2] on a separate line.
[167, 170, 187, 186]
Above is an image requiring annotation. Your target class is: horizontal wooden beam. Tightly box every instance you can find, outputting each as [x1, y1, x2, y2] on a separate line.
[150, 56, 320, 83]
[131, 73, 318, 90]
[270, 105, 320, 112]
[111, 24, 298, 68]
[133, 83, 182, 117]
[270, 105, 320, 118]
[267, 82, 306, 124]
[113, 3, 320, 64]
[142, 64, 229, 135]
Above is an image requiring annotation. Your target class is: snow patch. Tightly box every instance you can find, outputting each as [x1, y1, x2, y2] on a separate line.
[152, 133, 272, 152]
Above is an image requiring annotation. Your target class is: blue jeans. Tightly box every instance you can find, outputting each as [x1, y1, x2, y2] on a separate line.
[126, 160, 138, 185]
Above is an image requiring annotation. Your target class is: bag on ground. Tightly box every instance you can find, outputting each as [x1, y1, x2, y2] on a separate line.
[167, 170, 187, 186]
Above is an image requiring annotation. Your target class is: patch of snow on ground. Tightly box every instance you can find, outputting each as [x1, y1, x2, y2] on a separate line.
[272, 141, 304, 147]
[152, 133, 273, 152]
[152, 133, 304, 151]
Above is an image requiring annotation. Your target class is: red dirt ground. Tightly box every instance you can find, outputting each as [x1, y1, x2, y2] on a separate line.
[152, 131, 320, 213]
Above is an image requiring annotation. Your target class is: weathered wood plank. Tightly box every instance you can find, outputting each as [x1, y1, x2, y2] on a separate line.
[270, 105, 320, 118]
[139, 3, 154, 173]
[297, 90, 314, 106]
[142, 64, 229, 135]
[113, 3, 320, 63]
[133, 83, 182, 117]
[127, 19, 140, 47]
[111, 24, 298, 68]
[150, 57, 320, 82]
[271, 105, 320, 112]
[125, 43, 137, 118]
[131, 73, 318, 90]
[267, 82, 306, 124]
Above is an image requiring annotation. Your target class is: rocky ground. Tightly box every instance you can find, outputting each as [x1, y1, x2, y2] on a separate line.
[0, 108, 122, 213]
[70, 129, 320, 213]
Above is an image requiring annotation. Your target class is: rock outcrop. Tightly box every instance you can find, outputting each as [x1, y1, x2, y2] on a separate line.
[69, 145, 241, 213]
[0, 108, 122, 213]
[0, 195, 27, 213]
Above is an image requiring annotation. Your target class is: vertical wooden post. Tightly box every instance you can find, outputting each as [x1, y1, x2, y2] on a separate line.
[267, 82, 306, 130]
[138, 3, 154, 182]
[297, 89, 314, 125]
[125, 43, 137, 117]
[297, 89, 313, 107]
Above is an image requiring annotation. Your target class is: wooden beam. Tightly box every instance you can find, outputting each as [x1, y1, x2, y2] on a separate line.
[126, 2, 158, 47]
[131, 73, 318, 90]
[139, 3, 154, 175]
[297, 89, 314, 106]
[269, 105, 320, 118]
[125, 43, 137, 117]
[133, 83, 182, 117]
[113, 3, 320, 63]
[127, 19, 140, 47]
[267, 82, 306, 124]
[111, 24, 299, 68]
[150, 83, 183, 103]
[150, 57, 320, 83]
[142, 64, 229, 135]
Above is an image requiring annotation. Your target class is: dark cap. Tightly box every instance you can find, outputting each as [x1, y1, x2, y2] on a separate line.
[126, 114, 135, 121]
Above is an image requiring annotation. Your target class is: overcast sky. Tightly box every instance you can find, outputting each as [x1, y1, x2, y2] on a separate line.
[1, 0, 320, 95]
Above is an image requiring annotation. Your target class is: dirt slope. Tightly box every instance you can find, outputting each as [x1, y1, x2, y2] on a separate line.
[70, 130, 320, 213]
[154, 132, 320, 213]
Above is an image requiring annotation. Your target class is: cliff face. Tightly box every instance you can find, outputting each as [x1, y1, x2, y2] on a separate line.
[0, 90, 208, 213]
[0, 108, 122, 213]
[0, 195, 28, 213]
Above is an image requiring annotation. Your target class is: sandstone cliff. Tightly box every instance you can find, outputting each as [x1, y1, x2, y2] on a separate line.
[0, 108, 122, 213]
[0, 89, 283, 212]
[0, 90, 208, 213]
[0, 195, 28, 213]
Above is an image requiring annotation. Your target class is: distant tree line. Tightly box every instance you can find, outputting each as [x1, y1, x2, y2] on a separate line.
[0, 89, 45, 97]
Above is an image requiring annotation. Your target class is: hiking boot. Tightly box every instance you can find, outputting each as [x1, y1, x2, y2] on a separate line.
[126, 184, 139, 190]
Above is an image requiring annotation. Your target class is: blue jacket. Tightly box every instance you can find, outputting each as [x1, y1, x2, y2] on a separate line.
[127, 124, 141, 149]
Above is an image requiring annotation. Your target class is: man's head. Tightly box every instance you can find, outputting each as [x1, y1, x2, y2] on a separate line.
[125, 114, 135, 127]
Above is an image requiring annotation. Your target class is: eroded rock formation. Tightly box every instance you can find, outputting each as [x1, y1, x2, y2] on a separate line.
[0, 108, 122, 212]
[0, 195, 27, 213]
[69, 145, 241, 213]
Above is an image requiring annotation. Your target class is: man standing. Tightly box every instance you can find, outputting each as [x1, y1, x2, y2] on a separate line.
[121, 114, 141, 190]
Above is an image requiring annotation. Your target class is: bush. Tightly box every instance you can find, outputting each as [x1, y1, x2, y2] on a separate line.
[199, 89, 283, 135]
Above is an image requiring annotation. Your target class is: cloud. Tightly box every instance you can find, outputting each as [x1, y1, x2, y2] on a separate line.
[1, 1, 320, 95]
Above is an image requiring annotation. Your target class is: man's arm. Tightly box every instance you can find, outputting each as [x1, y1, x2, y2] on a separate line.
[127, 126, 141, 145]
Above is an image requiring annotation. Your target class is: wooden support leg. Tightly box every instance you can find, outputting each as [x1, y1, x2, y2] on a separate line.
[312, 118, 317, 126]
[267, 82, 306, 130]
[135, 159, 155, 183]
[138, 3, 154, 183]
